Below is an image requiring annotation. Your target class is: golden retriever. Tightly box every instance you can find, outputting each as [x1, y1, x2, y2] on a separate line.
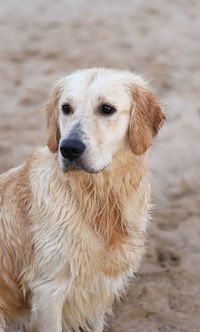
[0, 68, 165, 332]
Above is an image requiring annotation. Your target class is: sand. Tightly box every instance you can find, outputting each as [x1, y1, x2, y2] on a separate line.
[0, 0, 200, 331]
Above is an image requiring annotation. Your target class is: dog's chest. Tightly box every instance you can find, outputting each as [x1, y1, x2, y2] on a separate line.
[69, 222, 130, 280]
[29, 170, 149, 326]
[68, 188, 132, 276]
[45, 179, 145, 280]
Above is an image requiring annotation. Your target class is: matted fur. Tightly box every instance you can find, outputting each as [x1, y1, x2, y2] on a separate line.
[0, 68, 165, 332]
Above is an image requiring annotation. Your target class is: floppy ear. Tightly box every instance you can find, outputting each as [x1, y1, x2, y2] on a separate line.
[129, 85, 166, 155]
[46, 82, 63, 153]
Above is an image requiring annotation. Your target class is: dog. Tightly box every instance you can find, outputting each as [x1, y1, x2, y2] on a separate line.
[0, 68, 165, 332]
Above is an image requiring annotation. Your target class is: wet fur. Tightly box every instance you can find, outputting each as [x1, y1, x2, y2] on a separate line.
[0, 68, 165, 331]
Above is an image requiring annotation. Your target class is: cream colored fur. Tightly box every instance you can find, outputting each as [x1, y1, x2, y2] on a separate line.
[0, 68, 165, 332]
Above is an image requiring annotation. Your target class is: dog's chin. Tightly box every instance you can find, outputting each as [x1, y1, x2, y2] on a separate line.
[60, 158, 110, 174]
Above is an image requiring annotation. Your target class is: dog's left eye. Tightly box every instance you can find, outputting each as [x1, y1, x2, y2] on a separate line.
[99, 104, 116, 115]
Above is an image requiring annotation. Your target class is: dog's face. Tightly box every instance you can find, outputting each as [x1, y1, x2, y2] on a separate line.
[47, 69, 165, 173]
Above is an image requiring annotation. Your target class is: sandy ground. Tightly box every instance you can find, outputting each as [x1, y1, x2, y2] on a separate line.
[0, 0, 200, 331]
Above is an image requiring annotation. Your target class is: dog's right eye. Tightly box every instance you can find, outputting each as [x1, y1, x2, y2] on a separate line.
[62, 104, 73, 115]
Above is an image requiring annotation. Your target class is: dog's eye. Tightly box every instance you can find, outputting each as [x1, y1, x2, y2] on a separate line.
[62, 104, 73, 115]
[99, 104, 116, 115]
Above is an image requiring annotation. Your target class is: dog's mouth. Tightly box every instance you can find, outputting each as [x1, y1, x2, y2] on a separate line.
[60, 158, 109, 174]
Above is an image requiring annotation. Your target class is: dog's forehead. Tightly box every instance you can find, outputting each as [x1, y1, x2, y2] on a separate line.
[60, 69, 132, 107]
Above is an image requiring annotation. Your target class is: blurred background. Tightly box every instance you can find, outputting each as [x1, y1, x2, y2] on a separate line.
[0, 1, 200, 331]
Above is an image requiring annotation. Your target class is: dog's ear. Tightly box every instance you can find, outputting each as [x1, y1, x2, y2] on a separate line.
[46, 81, 63, 153]
[129, 85, 165, 155]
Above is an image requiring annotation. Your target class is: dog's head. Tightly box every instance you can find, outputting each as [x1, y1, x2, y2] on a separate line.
[47, 68, 165, 173]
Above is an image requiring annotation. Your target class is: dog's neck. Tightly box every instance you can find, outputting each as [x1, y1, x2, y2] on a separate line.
[60, 151, 147, 248]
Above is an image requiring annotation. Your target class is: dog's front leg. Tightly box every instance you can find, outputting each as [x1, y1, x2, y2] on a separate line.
[91, 313, 105, 332]
[92, 323, 104, 332]
[0, 314, 7, 332]
[29, 293, 65, 332]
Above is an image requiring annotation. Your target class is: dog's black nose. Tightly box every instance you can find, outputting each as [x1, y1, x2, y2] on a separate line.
[60, 139, 86, 160]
